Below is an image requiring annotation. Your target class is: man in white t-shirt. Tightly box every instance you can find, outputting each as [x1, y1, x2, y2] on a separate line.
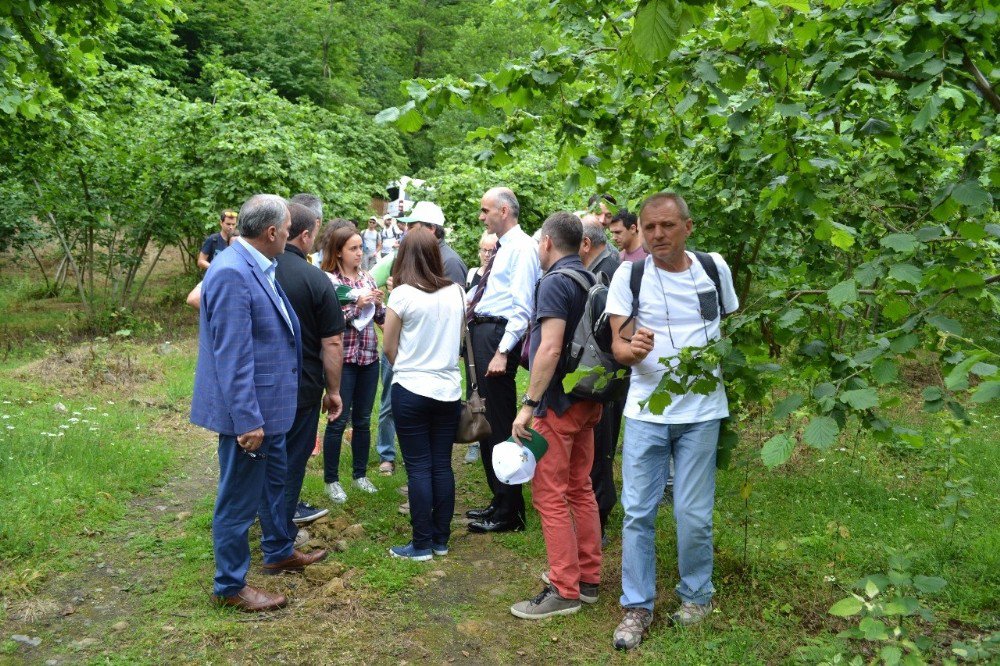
[379, 216, 401, 257]
[362, 217, 382, 270]
[603, 192, 739, 649]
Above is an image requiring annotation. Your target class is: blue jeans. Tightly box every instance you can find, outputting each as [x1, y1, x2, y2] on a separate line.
[376, 352, 397, 462]
[620, 417, 720, 609]
[323, 361, 379, 482]
[284, 402, 321, 538]
[391, 384, 460, 550]
[213, 433, 294, 596]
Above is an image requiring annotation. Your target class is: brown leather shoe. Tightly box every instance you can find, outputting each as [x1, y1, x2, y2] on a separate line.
[211, 585, 287, 612]
[262, 548, 328, 575]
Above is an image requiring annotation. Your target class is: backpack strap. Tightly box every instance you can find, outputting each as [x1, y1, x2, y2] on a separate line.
[617, 259, 645, 339]
[548, 268, 595, 292]
[692, 251, 726, 318]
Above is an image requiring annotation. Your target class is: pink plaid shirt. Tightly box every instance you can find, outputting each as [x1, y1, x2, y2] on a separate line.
[326, 269, 385, 366]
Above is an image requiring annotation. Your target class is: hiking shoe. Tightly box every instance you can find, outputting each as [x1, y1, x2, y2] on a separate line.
[613, 607, 653, 650]
[378, 461, 395, 476]
[669, 601, 713, 627]
[325, 481, 347, 504]
[464, 443, 480, 464]
[353, 477, 378, 494]
[388, 542, 432, 562]
[540, 571, 598, 604]
[294, 528, 310, 548]
[510, 585, 581, 620]
[432, 543, 449, 556]
[398, 501, 410, 515]
[293, 501, 329, 525]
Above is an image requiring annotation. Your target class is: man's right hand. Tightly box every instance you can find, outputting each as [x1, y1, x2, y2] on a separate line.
[630, 327, 655, 363]
[237, 427, 265, 451]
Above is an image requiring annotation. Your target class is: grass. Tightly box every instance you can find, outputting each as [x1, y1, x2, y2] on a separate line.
[1, 266, 998, 663]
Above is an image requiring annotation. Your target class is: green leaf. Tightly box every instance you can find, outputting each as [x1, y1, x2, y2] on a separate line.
[927, 314, 963, 336]
[373, 106, 400, 124]
[881, 645, 903, 666]
[912, 575, 947, 593]
[397, 105, 424, 132]
[951, 180, 991, 209]
[829, 596, 863, 617]
[777, 308, 804, 328]
[827, 279, 858, 307]
[871, 359, 898, 385]
[775, 102, 805, 117]
[971, 381, 1000, 403]
[841, 388, 879, 410]
[675, 93, 699, 115]
[829, 222, 856, 249]
[971, 362, 997, 378]
[890, 334, 919, 354]
[632, 0, 685, 62]
[531, 69, 561, 85]
[923, 385, 944, 401]
[770, 0, 810, 12]
[880, 233, 918, 253]
[761, 433, 794, 468]
[803, 416, 839, 449]
[773, 394, 804, 420]
[748, 6, 780, 43]
[888, 263, 922, 286]
[912, 94, 942, 132]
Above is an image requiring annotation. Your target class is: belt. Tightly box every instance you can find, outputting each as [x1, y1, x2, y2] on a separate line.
[470, 314, 507, 326]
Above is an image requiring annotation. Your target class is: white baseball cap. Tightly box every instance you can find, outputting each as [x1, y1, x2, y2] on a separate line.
[492, 430, 548, 485]
[397, 201, 445, 227]
[492, 440, 536, 485]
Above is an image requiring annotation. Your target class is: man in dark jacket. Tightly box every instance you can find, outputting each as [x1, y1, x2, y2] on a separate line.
[275, 202, 346, 545]
[579, 215, 620, 281]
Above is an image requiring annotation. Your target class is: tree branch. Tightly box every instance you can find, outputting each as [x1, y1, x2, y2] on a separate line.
[961, 49, 1000, 113]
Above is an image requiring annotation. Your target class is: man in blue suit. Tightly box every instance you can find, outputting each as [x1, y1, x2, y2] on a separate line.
[192, 194, 328, 612]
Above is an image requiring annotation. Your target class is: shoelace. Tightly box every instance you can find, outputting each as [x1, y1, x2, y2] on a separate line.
[530, 586, 554, 606]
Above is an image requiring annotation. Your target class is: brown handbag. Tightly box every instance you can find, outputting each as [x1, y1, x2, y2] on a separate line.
[456, 289, 492, 443]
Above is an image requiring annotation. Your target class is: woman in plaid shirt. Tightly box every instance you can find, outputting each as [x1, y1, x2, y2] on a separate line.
[320, 226, 386, 503]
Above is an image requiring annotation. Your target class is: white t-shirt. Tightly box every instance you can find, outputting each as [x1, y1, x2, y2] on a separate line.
[605, 252, 739, 424]
[387, 283, 465, 402]
[362, 229, 380, 254]
[380, 226, 400, 253]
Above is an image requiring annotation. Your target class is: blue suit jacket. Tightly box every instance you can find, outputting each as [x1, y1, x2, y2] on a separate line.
[191, 242, 302, 436]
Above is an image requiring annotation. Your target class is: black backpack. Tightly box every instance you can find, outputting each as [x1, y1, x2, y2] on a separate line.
[543, 268, 629, 402]
[617, 251, 728, 337]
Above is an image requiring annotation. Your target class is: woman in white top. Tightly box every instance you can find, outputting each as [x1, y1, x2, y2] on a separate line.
[382, 231, 465, 561]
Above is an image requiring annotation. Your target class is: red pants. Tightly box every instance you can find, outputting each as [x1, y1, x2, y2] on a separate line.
[531, 400, 603, 599]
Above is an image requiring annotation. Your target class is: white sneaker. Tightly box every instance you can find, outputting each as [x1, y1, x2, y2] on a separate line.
[326, 481, 347, 503]
[294, 528, 310, 548]
[353, 477, 378, 494]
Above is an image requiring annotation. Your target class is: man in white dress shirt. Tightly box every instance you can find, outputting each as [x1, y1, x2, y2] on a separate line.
[464, 187, 541, 533]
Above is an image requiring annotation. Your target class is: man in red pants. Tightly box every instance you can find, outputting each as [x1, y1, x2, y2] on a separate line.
[509, 211, 603, 619]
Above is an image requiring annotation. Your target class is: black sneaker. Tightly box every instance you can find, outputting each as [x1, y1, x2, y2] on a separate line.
[292, 501, 329, 526]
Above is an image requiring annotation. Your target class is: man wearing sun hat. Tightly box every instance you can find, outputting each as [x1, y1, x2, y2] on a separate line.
[509, 211, 603, 620]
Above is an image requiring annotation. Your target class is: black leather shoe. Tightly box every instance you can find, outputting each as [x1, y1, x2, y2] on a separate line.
[465, 505, 495, 520]
[468, 518, 525, 534]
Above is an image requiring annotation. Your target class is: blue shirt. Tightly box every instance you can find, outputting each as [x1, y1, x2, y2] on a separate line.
[236, 237, 292, 331]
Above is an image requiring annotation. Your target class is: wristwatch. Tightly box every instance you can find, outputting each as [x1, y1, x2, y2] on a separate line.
[521, 394, 540, 408]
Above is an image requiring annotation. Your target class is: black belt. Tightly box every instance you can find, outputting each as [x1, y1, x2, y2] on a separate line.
[470, 314, 507, 326]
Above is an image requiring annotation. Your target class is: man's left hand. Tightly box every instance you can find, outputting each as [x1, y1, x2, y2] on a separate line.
[323, 392, 343, 422]
[512, 405, 534, 443]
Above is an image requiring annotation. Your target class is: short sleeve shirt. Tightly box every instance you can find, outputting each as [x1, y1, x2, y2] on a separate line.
[604, 252, 739, 424]
[528, 255, 591, 416]
[388, 284, 465, 402]
[201, 233, 229, 264]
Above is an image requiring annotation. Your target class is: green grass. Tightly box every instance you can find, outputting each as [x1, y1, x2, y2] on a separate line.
[1, 268, 998, 663]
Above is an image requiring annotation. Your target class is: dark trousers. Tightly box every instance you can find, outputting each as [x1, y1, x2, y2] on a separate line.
[284, 402, 321, 538]
[468, 320, 524, 525]
[213, 433, 294, 597]
[590, 396, 625, 534]
[323, 360, 379, 483]
[392, 384, 461, 549]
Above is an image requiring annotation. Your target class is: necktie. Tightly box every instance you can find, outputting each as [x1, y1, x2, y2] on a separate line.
[466, 241, 499, 321]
